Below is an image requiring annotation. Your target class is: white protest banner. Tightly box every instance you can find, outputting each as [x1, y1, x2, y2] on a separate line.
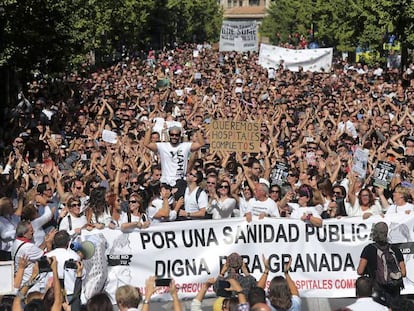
[82, 215, 414, 302]
[258, 43, 333, 72]
[352, 148, 369, 178]
[0, 261, 14, 294]
[219, 21, 258, 52]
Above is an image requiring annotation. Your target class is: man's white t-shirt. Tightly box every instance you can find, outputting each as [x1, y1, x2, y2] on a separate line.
[184, 187, 208, 213]
[156, 142, 192, 186]
[46, 248, 82, 295]
[247, 198, 280, 217]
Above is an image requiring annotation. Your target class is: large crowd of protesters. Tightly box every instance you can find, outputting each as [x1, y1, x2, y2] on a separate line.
[1, 42, 414, 310]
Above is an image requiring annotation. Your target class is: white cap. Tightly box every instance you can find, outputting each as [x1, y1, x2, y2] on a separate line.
[236, 78, 243, 84]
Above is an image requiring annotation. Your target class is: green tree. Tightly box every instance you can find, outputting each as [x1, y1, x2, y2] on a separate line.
[260, 0, 314, 45]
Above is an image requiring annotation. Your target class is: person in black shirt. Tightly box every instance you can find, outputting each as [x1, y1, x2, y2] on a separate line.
[357, 222, 406, 307]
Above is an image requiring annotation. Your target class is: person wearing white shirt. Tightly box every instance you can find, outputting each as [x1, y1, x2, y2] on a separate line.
[0, 197, 21, 260]
[11, 221, 53, 287]
[59, 197, 88, 236]
[179, 170, 208, 219]
[46, 230, 85, 296]
[119, 193, 151, 231]
[207, 180, 236, 219]
[147, 184, 181, 223]
[280, 185, 322, 227]
[245, 183, 280, 222]
[337, 111, 358, 139]
[346, 276, 388, 311]
[377, 186, 414, 218]
[144, 125, 204, 189]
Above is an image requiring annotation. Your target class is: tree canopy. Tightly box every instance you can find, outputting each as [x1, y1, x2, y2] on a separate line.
[0, 0, 222, 77]
[260, 0, 414, 66]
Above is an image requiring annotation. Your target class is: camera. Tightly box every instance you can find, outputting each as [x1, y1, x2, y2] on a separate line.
[64, 259, 78, 270]
[38, 256, 52, 273]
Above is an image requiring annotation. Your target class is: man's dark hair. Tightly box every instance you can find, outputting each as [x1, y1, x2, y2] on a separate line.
[248, 157, 260, 168]
[151, 164, 161, 173]
[53, 230, 71, 248]
[37, 183, 47, 194]
[194, 170, 204, 184]
[355, 276, 373, 298]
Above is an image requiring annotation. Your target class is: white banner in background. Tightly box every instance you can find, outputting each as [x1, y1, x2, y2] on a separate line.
[259, 43, 333, 72]
[82, 215, 414, 301]
[219, 21, 258, 52]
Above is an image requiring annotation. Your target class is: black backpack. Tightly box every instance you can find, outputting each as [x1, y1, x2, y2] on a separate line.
[374, 243, 404, 289]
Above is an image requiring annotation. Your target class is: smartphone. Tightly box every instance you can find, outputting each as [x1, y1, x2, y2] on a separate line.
[155, 278, 172, 286]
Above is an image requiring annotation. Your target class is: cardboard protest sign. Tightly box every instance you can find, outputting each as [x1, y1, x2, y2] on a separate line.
[209, 120, 260, 153]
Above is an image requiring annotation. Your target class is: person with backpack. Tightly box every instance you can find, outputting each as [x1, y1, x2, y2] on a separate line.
[357, 221, 406, 308]
[178, 169, 208, 220]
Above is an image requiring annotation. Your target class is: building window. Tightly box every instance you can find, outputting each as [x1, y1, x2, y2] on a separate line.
[249, 0, 260, 5]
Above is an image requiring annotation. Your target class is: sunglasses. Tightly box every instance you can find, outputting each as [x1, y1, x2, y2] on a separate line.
[219, 185, 230, 189]
[169, 133, 180, 137]
[333, 191, 342, 196]
[75, 186, 82, 190]
[207, 182, 216, 185]
[130, 181, 139, 185]
[71, 203, 80, 207]
[129, 200, 138, 204]
[270, 190, 279, 193]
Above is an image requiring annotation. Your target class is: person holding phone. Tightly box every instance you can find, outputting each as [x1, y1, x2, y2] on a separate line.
[138, 276, 181, 311]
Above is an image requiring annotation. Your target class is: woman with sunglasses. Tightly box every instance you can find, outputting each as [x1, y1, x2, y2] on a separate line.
[58, 197, 88, 235]
[207, 179, 236, 219]
[119, 193, 150, 231]
[280, 184, 322, 227]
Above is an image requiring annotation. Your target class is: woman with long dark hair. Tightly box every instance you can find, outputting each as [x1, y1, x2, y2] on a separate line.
[258, 256, 301, 311]
[87, 186, 113, 229]
[207, 179, 236, 219]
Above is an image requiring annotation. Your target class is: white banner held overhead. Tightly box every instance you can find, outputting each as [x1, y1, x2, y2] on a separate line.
[259, 43, 333, 72]
[82, 215, 414, 302]
[219, 21, 258, 52]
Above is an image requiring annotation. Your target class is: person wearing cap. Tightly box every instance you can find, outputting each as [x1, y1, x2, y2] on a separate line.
[357, 222, 406, 308]
[46, 230, 85, 306]
[144, 123, 204, 193]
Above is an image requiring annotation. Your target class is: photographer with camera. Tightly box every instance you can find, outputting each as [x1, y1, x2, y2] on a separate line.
[46, 230, 85, 310]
